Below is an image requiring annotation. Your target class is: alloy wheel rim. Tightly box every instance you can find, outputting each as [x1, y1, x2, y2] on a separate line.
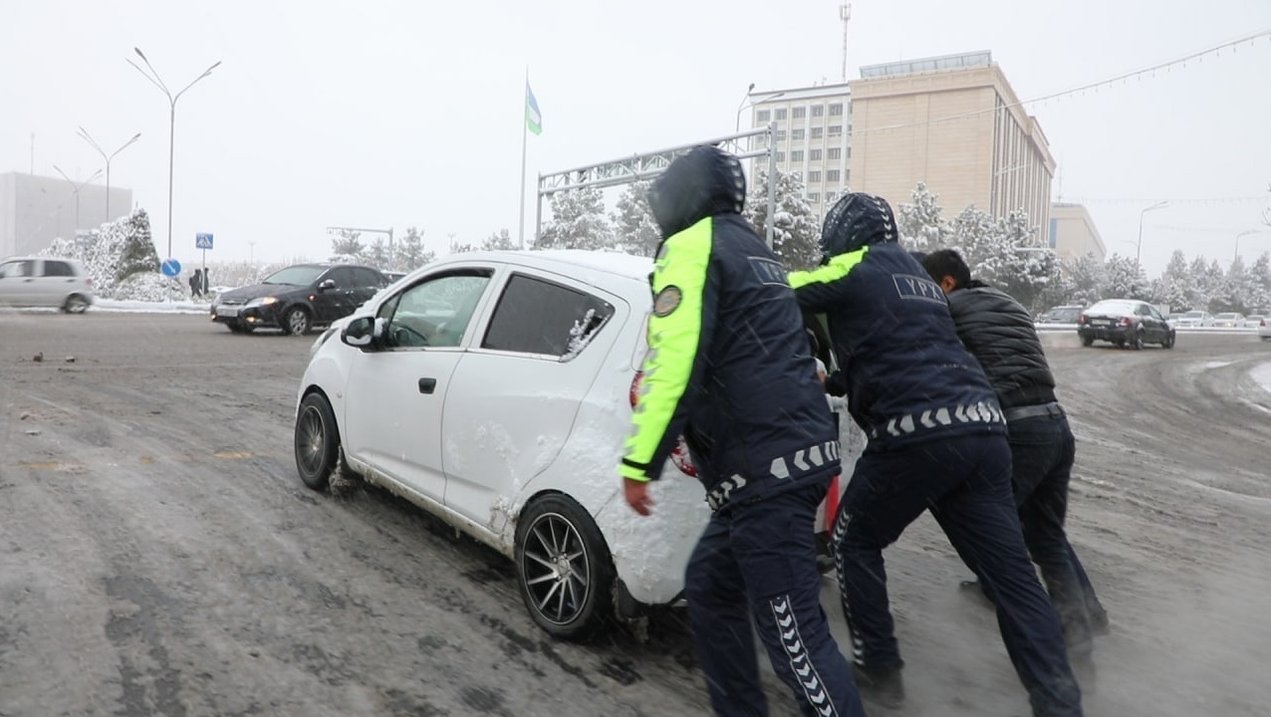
[521, 513, 590, 625]
[298, 406, 325, 475]
[290, 311, 307, 334]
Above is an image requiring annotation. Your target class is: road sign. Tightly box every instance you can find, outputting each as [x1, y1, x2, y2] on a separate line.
[195, 233, 214, 250]
[161, 258, 182, 278]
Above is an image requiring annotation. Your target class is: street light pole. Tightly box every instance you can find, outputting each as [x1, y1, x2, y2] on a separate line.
[78, 127, 141, 224]
[734, 82, 756, 132]
[1235, 229, 1269, 262]
[128, 48, 221, 261]
[52, 165, 103, 234]
[736, 90, 788, 133]
[1135, 200, 1168, 265]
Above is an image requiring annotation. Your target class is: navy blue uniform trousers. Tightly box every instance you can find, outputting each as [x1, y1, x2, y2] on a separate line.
[686, 476, 866, 717]
[833, 434, 1083, 717]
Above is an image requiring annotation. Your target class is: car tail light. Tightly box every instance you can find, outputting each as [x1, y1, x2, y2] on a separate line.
[85, 277, 93, 287]
[1119, 317, 1132, 326]
[1262, 319, 1267, 327]
[1077, 315, 1087, 325]
[628, 371, 697, 477]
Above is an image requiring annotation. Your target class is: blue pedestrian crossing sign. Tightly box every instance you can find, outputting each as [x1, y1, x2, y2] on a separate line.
[195, 233, 214, 250]
[161, 258, 182, 278]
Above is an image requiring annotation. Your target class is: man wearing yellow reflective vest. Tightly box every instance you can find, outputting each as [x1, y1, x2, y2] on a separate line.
[789, 193, 1082, 717]
[621, 146, 865, 717]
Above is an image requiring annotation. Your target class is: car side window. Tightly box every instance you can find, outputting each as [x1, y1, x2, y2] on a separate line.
[1135, 304, 1150, 316]
[377, 271, 492, 349]
[352, 268, 384, 288]
[482, 274, 615, 358]
[42, 260, 73, 277]
[0, 260, 34, 279]
[323, 268, 354, 288]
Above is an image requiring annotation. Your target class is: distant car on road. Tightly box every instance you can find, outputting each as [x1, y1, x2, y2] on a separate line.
[1213, 312, 1245, 328]
[0, 256, 94, 313]
[1173, 310, 1215, 327]
[210, 263, 388, 334]
[293, 250, 705, 639]
[1245, 314, 1266, 329]
[1036, 304, 1084, 324]
[1077, 298, 1176, 349]
[1256, 316, 1270, 341]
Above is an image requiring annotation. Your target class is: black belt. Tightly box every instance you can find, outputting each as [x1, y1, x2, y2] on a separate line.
[1002, 401, 1064, 423]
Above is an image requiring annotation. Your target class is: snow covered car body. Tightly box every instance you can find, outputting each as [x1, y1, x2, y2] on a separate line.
[293, 250, 709, 638]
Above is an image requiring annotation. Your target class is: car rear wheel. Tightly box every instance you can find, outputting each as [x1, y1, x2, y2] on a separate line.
[1129, 331, 1144, 351]
[295, 392, 340, 491]
[515, 494, 615, 640]
[283, 306, 312, 335]
[62, 295, 89, 314]
[1080, 335, 1094, 347]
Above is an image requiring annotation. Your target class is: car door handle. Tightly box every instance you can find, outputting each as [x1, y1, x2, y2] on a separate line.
[418, 378, 437, 394]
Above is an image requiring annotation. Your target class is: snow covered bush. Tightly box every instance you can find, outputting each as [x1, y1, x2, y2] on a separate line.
[41, 209, 161, 299]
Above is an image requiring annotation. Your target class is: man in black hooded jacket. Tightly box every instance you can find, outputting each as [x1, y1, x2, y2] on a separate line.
[621, 146, 864, 717]
[789, 193, 1082, 717]
[921, 248, 1107, 674]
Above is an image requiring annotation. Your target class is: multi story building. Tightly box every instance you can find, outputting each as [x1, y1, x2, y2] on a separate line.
[746, 83, 853, 220]
[0, 172, 131, 258]
[1048, 202, 1107, 261]
[744, 51, 1056, 240]
[849, 51, 1055, 240]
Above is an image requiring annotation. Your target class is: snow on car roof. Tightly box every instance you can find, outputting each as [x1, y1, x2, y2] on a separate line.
[435, 249, 653, 282]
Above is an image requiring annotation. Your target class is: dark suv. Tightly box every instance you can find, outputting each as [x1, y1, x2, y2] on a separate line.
[211, 263, 388, 334]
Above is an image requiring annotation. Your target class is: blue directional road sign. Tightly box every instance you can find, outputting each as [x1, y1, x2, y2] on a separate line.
[161, 258, 182, 278]
[195, 232, 214, 250]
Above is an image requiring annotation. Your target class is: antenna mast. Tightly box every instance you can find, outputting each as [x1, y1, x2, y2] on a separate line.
[839, 3, 852, 83]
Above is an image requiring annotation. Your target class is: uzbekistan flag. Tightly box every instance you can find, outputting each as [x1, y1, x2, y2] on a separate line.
[526, 82, 542, 135]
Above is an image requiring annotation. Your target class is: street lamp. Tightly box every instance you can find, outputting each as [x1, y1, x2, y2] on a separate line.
[736, 90, 787, 132]
[52, 165, 103, 234]
[734, 82, 755, 132]
[77, 127, 141, 224]
[1235, 229, 1270, 261]
[127, 47, 221, 261]
[1135, 200, 1168, 264]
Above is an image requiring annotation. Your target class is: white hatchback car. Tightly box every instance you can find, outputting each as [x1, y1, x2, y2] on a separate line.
[294, 250, 708, 638]
[0, 256, 94, 312]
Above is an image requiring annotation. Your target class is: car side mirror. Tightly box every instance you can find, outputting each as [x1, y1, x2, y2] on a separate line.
[341, 316, 376, 348]
[318, 279, 336, 292]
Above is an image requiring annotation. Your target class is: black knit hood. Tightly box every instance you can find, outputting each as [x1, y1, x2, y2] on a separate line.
[819, 192, 898, 259]
[647, 146, 746, 240]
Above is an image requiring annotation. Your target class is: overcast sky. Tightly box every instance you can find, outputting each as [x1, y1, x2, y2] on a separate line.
[2, 0, 1269, 275]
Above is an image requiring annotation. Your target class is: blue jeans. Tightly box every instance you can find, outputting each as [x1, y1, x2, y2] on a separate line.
[686, 478, 866, 717]
[834, 434, 1082, 717]
[1009, 411, 1101, 658]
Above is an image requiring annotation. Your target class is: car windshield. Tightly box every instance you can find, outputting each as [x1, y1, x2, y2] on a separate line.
[1087, 300, 1139, 315]
[1216, 313, 1239, 319]
[263, 266, 325, 286]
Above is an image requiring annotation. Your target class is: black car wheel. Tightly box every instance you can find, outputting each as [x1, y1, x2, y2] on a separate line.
[62, 295, 90, 314]
[283, 306, 312, 335]
[294, 392, 340, 491]
[1080, 334, 1094, 347]
[515, 494, 615, 640]
[1163, 331, 1176, 349]
[1129, 330, 1144, 351]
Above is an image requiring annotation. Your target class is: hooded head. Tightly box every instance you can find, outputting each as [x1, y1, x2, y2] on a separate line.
[646, 146, 746, 239]
[819, 192, 898, 259]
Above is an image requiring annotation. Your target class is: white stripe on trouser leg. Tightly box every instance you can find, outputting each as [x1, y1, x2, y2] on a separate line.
[769, 595, 839, 717]
[831, 510, 866, 665]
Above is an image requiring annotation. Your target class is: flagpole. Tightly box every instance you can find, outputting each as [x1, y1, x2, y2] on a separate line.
[518, 70, 529, 250]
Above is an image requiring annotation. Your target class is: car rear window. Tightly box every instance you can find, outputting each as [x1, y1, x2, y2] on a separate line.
[1088, 300, 1138, 315]
[41, 260, 76, 277]
[482, 274, 614, 358]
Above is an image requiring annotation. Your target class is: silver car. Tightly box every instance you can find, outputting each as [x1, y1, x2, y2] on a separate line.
[0, 256, 95, 312]
[1213, 312, 1245, 328]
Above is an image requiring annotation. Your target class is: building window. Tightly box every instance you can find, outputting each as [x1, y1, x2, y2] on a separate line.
[810, 127, 823, 140]
[776, 129, 787, 142]
[792, 128, 805, 141]
[829, 103, 843, 116]
[791, 150, 804, 162]
[774, 108, 787, 120]
[809, 149, 823, 161]
[756, 109, 770, 122]
[827, 169, 841, 182]
[809, 192, 820, 203]
[808, 170, 822, 183]
[775, 151, 786, 162]
[827, 147, 841, 160]
[828, 125, 842, 137]
[792, 106, 806, 119]
[811, 105, 824, 117]
[846, 147, 851, 158]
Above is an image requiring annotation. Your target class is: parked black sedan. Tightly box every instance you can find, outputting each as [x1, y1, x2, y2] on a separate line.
[1076, 299, 1175, 349]
[211, 263, 388, 334]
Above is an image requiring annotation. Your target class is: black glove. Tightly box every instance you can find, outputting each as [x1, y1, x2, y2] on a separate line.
[825, 370, 848, 397]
